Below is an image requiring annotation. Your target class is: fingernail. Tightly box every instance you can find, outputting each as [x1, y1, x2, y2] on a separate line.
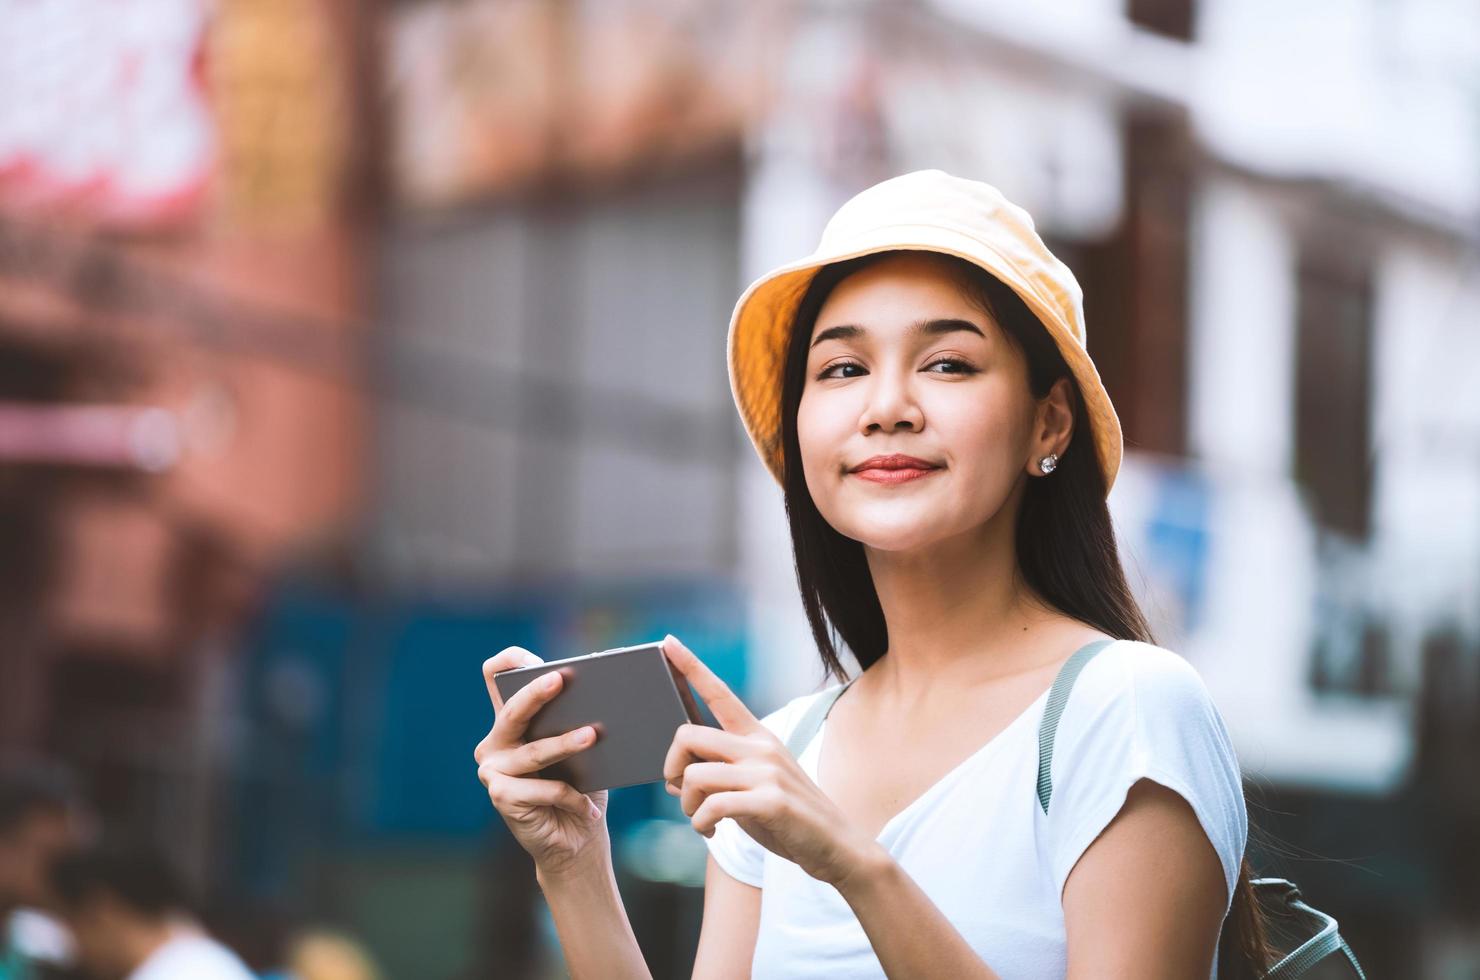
[543, 673, 559, 690]
[577, 726, 595, 743]
[588, 802, 601, 820]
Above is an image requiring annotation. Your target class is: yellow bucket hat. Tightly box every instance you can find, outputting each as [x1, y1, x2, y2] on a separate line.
[726, 168, 1124, 497]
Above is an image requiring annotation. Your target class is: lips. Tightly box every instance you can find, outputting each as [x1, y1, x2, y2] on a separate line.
[849, 454, 943, 485]
[850, 453, 941, 473]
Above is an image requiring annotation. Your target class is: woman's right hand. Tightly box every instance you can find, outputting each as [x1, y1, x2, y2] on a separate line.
[474, 647, 610, 878]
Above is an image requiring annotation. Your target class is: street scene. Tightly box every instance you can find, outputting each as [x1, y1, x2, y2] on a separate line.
[2, 0, 1479, 977]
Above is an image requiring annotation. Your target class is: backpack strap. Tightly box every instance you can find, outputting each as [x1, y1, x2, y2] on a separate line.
[1036, 638, 1118, 814]
[1253, 878, 1368, 980]
[783, 676, 857, 759]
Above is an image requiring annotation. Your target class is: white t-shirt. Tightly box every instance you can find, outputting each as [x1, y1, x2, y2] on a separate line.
[127, 929, 257, 980]
[705, 640, 1248, 979]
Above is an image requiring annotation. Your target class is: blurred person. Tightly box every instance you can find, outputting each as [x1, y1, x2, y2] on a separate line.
[281, 929, 380, 980]
[474, 171, 1274, 978]
[48, 841, 253, 980]
[0, 761, 87, 980]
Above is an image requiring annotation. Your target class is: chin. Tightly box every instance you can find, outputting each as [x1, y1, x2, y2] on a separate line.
[831, 513, 954, 553]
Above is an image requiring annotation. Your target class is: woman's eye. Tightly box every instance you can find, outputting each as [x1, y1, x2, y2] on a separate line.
[815, 361, 863, 380]
[926, 357, 976, 374]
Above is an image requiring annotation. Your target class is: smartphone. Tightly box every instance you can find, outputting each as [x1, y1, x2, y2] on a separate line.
[491, 640, 706, 793]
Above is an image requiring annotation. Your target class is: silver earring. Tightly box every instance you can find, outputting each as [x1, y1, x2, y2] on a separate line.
[1039, 453, 1059, 475]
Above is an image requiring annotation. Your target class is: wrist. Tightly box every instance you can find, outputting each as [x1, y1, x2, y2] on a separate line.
[536, 847, 614, 892]
[829, 834, 896, 899]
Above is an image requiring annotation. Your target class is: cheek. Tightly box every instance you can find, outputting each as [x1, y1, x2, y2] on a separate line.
[937, 385, 1031, 466]
[795, 390, 846, 472]
[939, 410, 1003, 470]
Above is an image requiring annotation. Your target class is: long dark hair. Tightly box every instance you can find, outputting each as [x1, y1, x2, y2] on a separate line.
[775, 249, 1273, 978]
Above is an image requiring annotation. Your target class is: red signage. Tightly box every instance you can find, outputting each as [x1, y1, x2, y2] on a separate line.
[0, 0, 215, 227]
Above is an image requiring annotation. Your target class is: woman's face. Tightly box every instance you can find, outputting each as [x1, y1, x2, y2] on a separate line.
[797, 252, 1045, 553]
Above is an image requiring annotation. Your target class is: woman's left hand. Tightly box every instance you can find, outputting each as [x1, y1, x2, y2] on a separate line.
[660, 634, 877, 889]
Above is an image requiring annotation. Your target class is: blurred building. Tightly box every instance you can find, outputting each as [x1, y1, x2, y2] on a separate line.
[0, 0, 374, 925]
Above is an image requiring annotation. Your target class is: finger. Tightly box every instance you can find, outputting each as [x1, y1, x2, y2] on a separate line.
[490, 667, 566, 749]
[675, 761, 756, 818]
[474, 729, 493, 766]
[479, 765, 598, 819]
[690, 787, 781, 838]
[661, 634, 758, 733]
[662, 722, 761, 784]
[502, 724, 599, 777]
[482, 647, 543, 711]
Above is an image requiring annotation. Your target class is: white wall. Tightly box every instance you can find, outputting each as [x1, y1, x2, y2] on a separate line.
[1195, 0, 1480, 223]
[1371, 238, 1480, 667]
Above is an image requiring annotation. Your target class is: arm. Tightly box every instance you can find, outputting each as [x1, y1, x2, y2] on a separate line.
[1046, 645, 1242, 977]
[692, 856, 762, 980]
[541, 849, 762, 980]
[536, 852, 653, 980]
[831, 840, 1003, 980]
[1061, 778, 1228, 979]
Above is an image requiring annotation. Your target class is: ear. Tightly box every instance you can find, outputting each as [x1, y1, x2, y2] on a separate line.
[1029, 377, 1075, 473]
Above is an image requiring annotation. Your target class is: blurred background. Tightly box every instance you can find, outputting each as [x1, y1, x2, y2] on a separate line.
[0, 0, 1477, 977]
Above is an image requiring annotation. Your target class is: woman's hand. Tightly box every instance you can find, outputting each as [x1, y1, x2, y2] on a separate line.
[473, 648, 610, 878]
[660, 634, 874, 889]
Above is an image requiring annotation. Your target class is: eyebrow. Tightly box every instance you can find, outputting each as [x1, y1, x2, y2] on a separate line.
[809, 317, 987, 350]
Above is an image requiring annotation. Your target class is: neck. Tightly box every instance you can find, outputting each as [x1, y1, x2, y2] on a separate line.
[862, 507, 1059, 708]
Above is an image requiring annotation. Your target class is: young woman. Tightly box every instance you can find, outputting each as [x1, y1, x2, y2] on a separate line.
[474, 170, 1271, 978]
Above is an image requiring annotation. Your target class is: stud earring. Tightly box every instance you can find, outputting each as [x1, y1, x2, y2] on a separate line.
[1039, 453, 1059, 475]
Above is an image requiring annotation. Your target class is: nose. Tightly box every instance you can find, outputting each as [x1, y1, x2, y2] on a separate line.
[859, 362, 924, 437]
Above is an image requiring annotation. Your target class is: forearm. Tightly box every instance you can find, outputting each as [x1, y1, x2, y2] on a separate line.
[834, 841, 1002, 980]
[536, 857, 653, 980]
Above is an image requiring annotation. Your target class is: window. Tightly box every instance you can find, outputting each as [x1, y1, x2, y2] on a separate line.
[1127, 0, 1195, 41]
[1293, 242, 1375, 541]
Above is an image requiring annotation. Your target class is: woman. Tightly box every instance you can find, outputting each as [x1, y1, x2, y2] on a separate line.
[474, 170, 1270, 978]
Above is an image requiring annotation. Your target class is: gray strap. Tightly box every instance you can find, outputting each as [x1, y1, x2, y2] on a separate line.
[1262, 896, 1366, 979]
[1249, 881, 1367, 980]
[1335, 939, 1367, 979]
[783, 677, 857, 758]
[1036, 638, 1118, 814]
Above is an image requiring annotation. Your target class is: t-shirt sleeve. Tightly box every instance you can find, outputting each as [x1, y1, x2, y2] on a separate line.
[1043, 642, 1248, 913]
[703, 691, 816, 888]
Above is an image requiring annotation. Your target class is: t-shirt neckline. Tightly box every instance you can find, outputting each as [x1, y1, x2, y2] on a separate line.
[806, 679, 1058, 844]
